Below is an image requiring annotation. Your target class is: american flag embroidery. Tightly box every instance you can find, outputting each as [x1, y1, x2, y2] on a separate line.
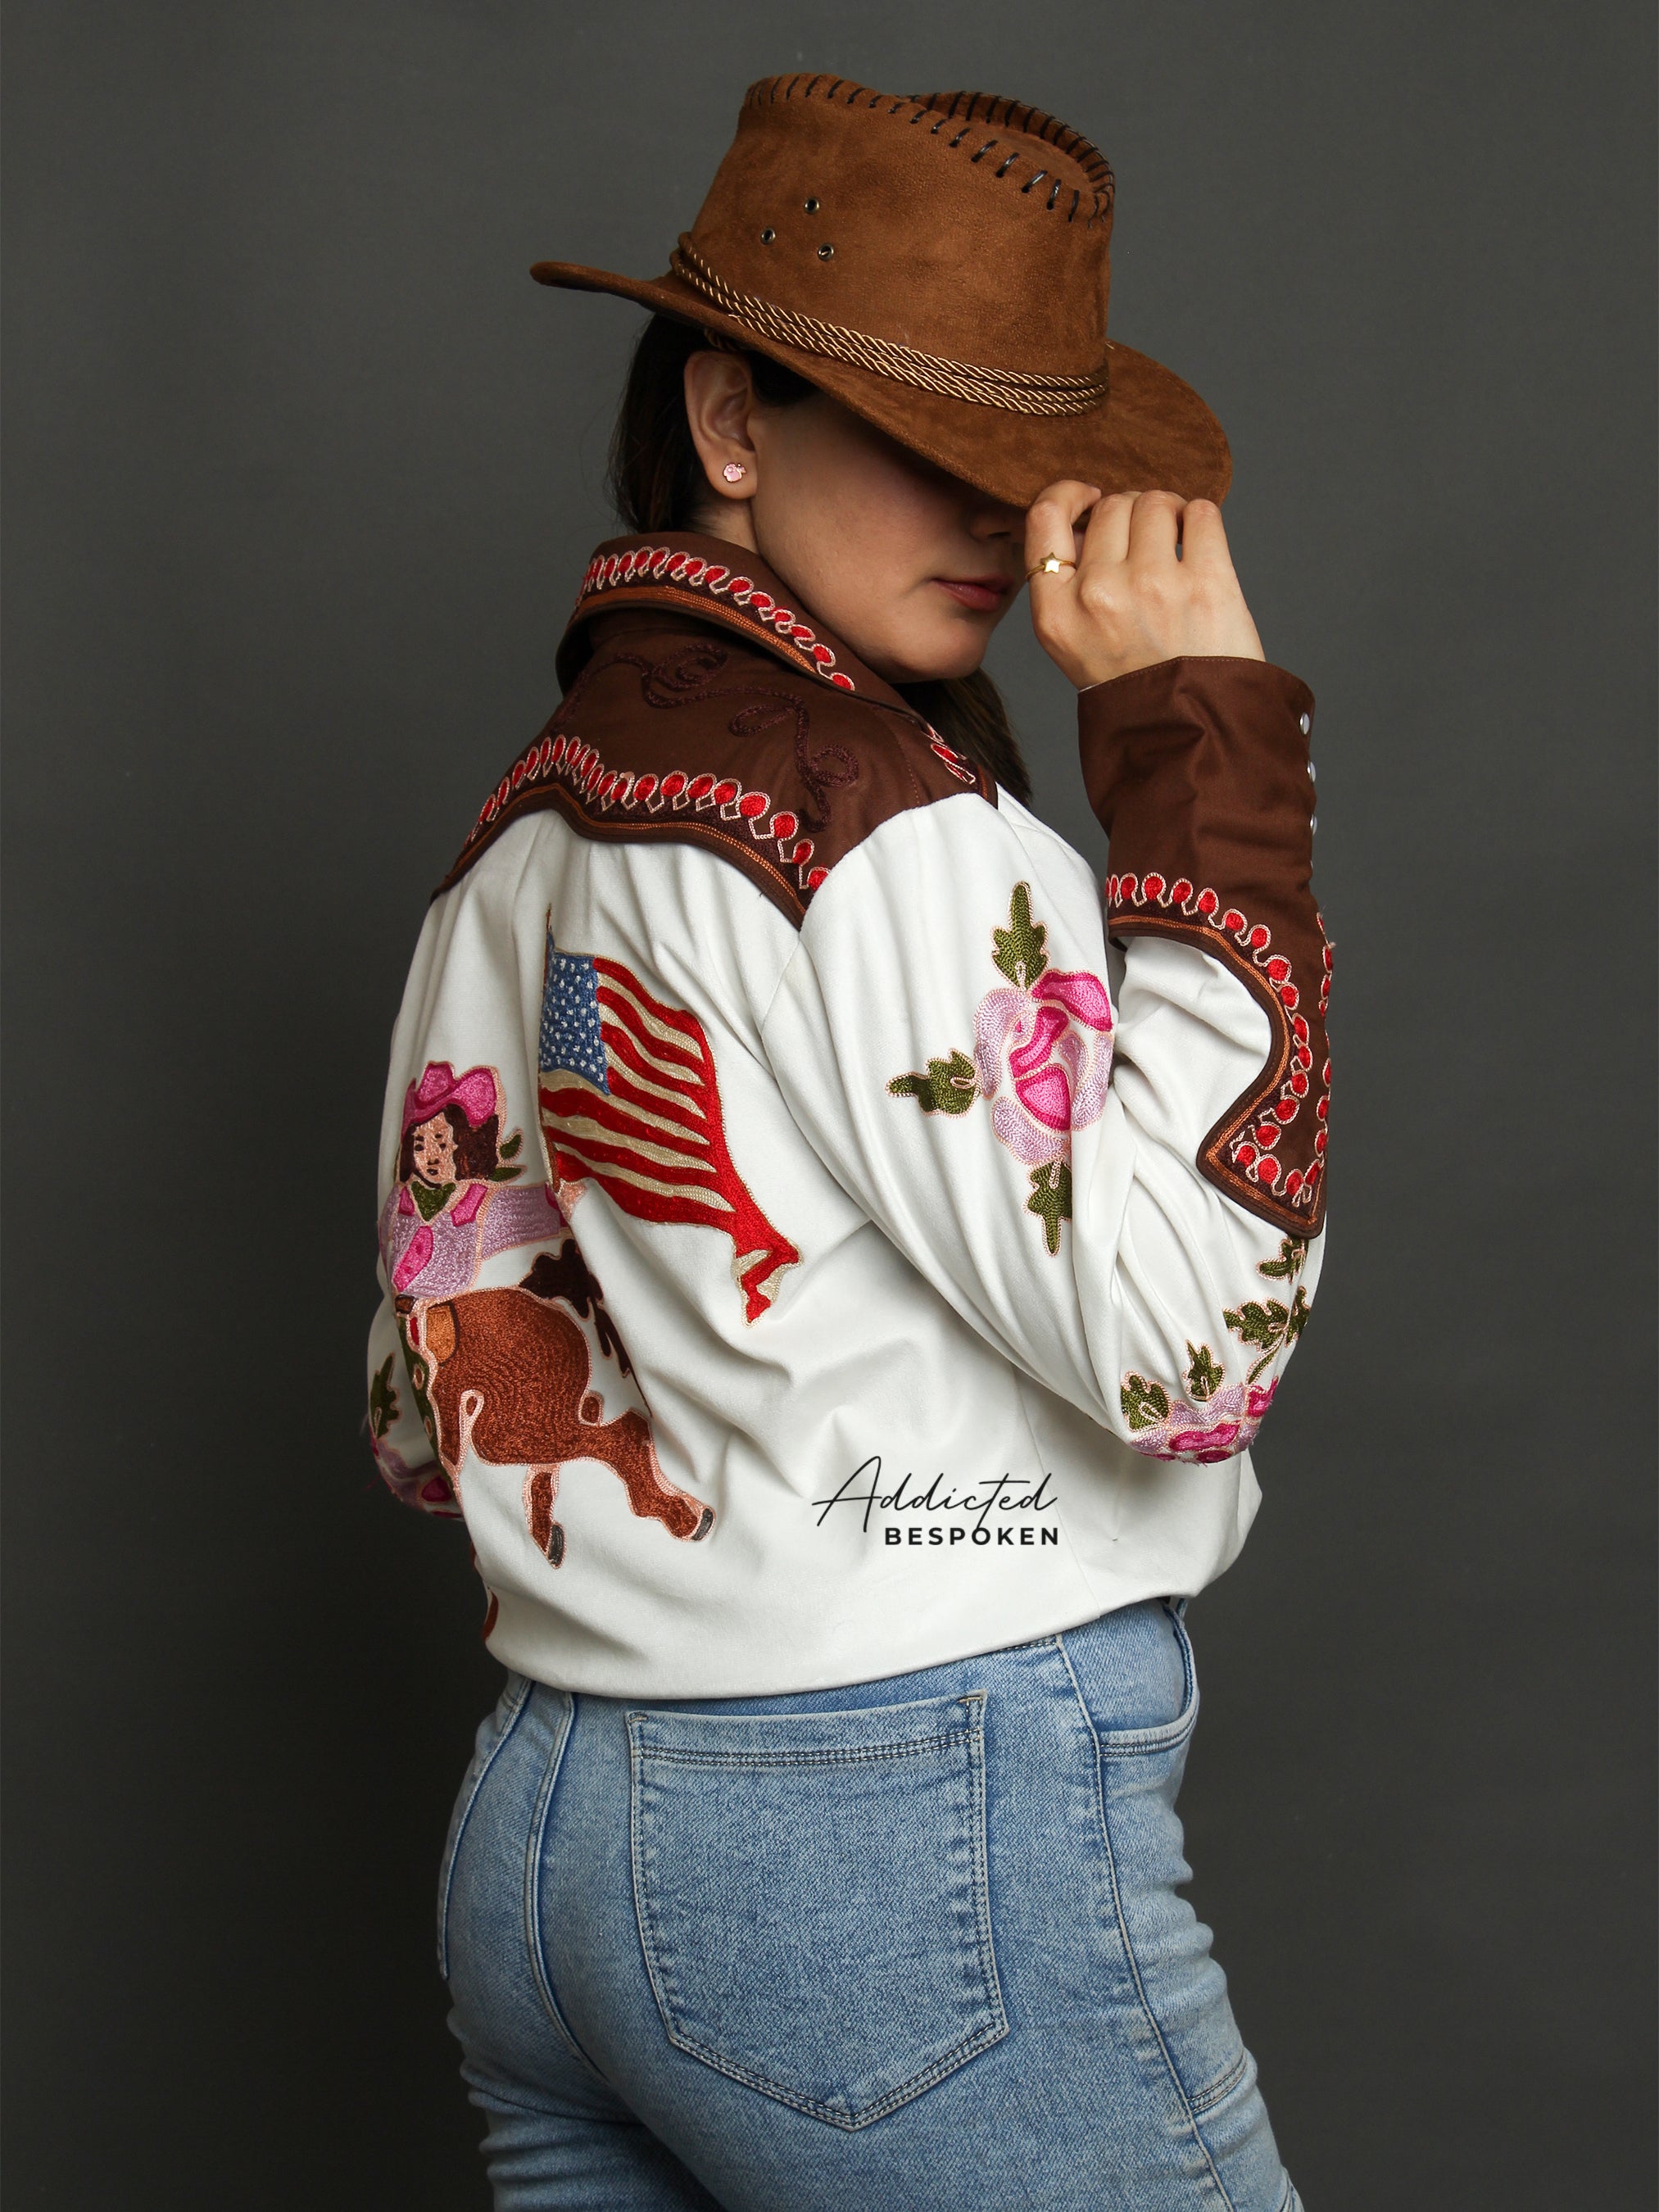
[538, 931, 800, 1322]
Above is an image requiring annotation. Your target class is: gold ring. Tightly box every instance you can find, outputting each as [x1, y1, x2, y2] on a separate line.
[1026, 555, 1077, 579]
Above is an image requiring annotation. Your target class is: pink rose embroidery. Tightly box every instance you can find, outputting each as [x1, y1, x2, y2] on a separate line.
[974, 966, 1114, 1167]
[1122, 1377, 1279, 1465]
[1118, 1266, 1308, 1463]
[886, 882, 1114, 1253]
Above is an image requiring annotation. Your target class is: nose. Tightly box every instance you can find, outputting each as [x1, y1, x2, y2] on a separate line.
[968, 496, 1023, 543]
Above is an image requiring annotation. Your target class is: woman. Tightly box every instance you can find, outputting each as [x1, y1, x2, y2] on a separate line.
[367, 76, 1326, 2210]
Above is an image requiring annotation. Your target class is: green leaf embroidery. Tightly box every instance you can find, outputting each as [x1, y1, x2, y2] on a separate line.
[1223, 1287, 1312, 1382]
[1257, 1236, 1309, 1281]
[1026, 1159, 1072, 1254]
[1222, 1299, 1286, 1352]
[887, 1049, 977, 1116]
[1185, 1343, 1224, 1403]
[369, 1354, 400, 1439]
[487, 1163, 525, 1182]
[886, 882, 1071, 1254]
[992, 882, 1049, 989]
[1121, 1373, 1171, 1430]
[498, 1132, 522, 1158]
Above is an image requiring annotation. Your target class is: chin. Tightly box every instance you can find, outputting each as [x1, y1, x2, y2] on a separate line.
[877, 621, 993, 687]
[916, 642, 993, 686]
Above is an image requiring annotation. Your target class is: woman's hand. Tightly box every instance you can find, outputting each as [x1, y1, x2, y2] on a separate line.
[1025, 483, 1264, 689]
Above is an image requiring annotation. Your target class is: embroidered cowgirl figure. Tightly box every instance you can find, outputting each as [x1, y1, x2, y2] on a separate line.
[379, 1061, 564, 1303]
[368, 76, 1326, 2210]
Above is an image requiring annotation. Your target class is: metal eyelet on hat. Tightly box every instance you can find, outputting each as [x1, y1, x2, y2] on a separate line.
[528, 81, 1226, 494]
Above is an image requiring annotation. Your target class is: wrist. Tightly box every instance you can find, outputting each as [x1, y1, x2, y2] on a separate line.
[1076, 642, 1267, 693]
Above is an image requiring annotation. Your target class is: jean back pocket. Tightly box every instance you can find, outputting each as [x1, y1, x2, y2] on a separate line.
[627, 1690, 1006, 2129]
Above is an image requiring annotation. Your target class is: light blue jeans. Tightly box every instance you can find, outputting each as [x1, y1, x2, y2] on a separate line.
[438, 1599, 1303, 2210]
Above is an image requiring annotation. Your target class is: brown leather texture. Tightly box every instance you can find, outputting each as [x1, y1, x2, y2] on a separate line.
[1081, 657, 1331, 1235]
[531, 77, 1230, 510]
[436, 533, 996, 923]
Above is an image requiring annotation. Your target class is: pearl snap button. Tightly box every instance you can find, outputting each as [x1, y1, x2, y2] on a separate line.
[1310, 814, 1318, 832]
[1308, 761, 1317, 782]
[1299, 711, 1311, 736]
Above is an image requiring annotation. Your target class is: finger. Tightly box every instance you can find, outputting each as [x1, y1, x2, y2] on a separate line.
[1077, 489, 1138, 571]
[1126, 488, 1184, 566]
[1025, 480, 1102, 572]
[1174, 497, 1233, 573]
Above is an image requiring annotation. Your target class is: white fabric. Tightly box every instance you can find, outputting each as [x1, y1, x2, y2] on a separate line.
[366, 784, 1323, 1697]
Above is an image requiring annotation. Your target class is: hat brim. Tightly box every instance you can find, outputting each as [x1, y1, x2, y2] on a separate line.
[531, 261, 1231, 510]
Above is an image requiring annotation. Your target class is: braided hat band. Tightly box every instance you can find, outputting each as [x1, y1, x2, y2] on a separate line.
[529, 75, 1231, 505]
[669, 238, 1110, 418]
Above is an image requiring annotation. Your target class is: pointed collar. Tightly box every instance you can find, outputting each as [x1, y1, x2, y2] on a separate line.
[555, 532, 913, 710]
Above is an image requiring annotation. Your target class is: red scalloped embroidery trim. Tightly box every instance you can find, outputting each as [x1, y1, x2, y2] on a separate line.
[466, 728, 822, 893]
[1107, 869, 1332, 1217]
[927, 732, 979, 785]
[577, 546, 858, 691]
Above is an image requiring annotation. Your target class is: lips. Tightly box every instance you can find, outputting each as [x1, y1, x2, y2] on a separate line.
[934, 576, 1013, 612]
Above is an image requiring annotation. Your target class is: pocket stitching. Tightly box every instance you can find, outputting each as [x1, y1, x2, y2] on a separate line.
[650, 2010, 1009, 2133]
[436, 1670, 533, 1981]
[632, 1726, 979, 1771]
[628, 1694, 1009, 2131]
[1188, 2042, 1251, 2114]
[1094, 1608, 1201, 1758]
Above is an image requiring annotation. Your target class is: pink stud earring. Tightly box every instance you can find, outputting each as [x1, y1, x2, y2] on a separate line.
[722, 462, 748, 483]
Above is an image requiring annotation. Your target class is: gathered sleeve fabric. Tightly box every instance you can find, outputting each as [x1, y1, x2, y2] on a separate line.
[758, 656, 1330, 1466]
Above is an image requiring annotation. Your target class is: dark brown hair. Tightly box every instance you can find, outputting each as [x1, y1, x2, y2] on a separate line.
[606, 315, 1031, 804]
[397, 1105, 502, 1186]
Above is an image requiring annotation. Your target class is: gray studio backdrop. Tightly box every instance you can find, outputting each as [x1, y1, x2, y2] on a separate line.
[5, 4, 1654, 2205]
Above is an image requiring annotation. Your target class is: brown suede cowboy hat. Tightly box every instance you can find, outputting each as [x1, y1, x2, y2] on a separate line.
[531, 75, 1231, 510]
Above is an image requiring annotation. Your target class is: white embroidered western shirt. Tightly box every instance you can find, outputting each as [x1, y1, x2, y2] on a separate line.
[365, 533, 1330, 1698]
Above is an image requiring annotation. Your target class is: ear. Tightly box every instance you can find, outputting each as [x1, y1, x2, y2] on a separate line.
[682, 350, 761, 508]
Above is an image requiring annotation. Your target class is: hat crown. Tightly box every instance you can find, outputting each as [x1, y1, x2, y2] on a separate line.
[683, 78, 1117, 379]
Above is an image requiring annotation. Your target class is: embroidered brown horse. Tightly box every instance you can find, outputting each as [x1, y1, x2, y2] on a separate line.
[412, 1285, 713, 1568]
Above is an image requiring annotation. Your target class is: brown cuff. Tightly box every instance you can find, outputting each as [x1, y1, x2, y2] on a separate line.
[1081, 656, 1330, 1235]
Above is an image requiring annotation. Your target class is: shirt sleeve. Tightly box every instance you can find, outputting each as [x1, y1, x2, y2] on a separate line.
[757, 656, 1331, 1463]
[360, 827, 583, 1517]
[365, 1288, 461, 1518]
